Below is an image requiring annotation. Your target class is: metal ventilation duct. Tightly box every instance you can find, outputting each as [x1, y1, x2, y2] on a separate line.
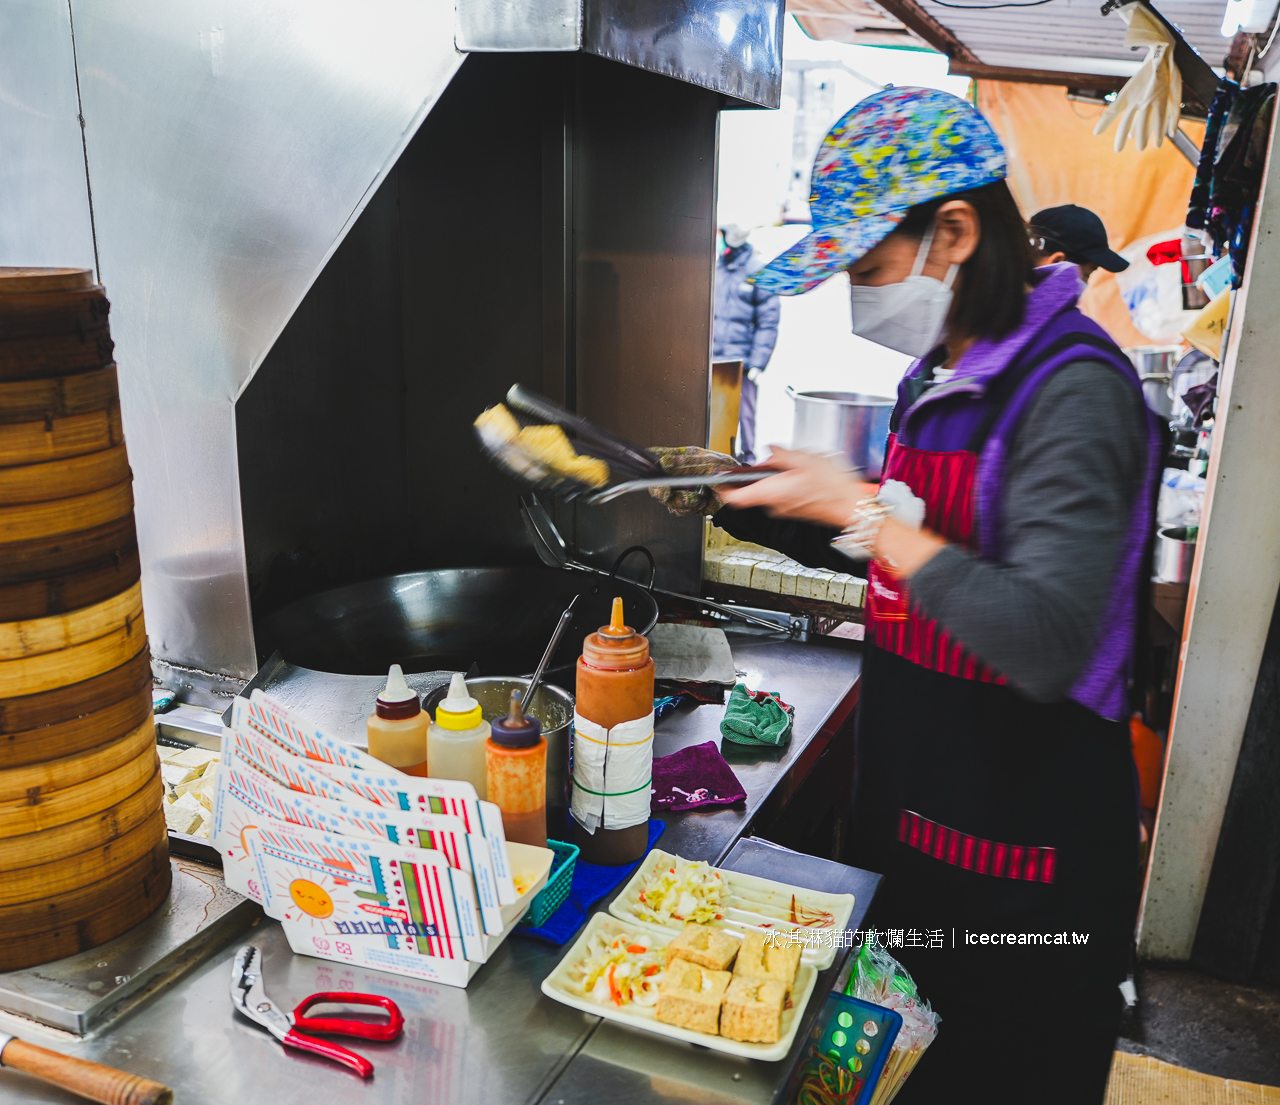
[0, 1, 782, 695]
[458, 0, 785, 107]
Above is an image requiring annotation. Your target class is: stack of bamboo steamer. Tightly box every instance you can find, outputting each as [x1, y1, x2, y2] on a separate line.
[0, 268, 169, 971]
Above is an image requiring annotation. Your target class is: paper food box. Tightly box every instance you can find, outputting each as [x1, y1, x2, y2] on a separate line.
[213, 691, 552, 986]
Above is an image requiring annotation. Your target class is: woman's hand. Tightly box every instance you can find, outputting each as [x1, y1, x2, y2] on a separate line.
[720, 447, 879, 528]
[874, 518, 947, 578]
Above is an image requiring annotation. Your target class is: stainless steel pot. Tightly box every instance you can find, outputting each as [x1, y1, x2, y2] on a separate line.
[430, 677, 574, 824]
[787, 388, 894, 480]
[1155, 526, 1197, 583]
[1140, 374, 1173, 420]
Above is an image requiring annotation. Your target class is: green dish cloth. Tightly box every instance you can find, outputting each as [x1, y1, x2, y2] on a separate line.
[720, 683, 795, 747]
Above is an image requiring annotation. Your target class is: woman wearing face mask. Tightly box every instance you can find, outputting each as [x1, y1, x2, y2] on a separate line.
[653, 89, 1160, 1103]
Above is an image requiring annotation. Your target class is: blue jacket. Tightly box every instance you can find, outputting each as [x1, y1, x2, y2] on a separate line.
[713, 244, 780, 371]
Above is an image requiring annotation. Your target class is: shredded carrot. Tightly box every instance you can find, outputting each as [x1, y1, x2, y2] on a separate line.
[626, 945, 647, 954]
[644, 965, 660, 977]
[607, 962, 622, 1006]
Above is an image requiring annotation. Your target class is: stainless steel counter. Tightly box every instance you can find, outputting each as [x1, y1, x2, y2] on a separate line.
[0, 632, 870, 1105]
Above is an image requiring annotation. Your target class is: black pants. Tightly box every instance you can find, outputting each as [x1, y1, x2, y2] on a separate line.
[848, 647, 1139, 1104]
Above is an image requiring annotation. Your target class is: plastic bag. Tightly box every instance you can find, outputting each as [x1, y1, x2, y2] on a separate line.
[1158, 467, 1205, 529]
[848, 942, 940, 1105]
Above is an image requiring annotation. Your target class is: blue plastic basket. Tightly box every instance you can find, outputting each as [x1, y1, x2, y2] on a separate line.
[521, 839, 579, 928]
[783, 992, 902, 1105]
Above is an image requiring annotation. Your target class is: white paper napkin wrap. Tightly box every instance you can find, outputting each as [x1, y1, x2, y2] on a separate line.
[571, 710, 654, 834]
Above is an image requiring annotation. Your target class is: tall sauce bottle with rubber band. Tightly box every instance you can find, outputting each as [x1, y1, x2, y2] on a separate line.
[570, 597, 654, 865]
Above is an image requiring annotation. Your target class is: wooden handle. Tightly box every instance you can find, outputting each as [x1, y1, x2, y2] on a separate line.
[2, 1038, 172, 1105]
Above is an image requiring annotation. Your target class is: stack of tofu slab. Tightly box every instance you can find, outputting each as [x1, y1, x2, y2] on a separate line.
[703, 524, 866, 610]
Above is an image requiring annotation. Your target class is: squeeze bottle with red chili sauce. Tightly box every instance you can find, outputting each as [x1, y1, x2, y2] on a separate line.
[570, 597, 654, 865]
[486, 691, 548, 848]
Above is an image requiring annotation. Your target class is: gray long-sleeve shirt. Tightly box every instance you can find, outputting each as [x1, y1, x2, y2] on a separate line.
[715, 360, 1149, 703]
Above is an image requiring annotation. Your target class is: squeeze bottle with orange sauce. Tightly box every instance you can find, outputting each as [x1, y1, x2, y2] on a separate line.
[366, 664, 429, 775]
[486, 691, 547, 848]
[570, 597, 654, 865]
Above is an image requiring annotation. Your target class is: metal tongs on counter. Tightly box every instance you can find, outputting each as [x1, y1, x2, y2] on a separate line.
[230, 945, 404, 1079]
[476, 384, 767, 504]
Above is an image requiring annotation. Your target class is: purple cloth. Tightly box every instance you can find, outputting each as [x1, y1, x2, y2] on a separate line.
[651, 741, 747, 812]
[891, 263, 1163, 722]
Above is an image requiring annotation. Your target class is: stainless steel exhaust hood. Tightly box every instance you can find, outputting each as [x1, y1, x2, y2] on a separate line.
[1, 0, 782, 701]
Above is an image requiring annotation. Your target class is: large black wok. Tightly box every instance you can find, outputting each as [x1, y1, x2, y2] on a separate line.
[255, 566, 659, 680]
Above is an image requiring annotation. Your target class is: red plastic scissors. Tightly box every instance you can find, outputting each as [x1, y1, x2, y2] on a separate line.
[230, 945, 404, 1078]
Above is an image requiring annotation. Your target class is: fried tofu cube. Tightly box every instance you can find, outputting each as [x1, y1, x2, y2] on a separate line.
[664, 923, 739, 972]
[733, 930, 803, 991]
[563, 454, 610, 487]
[720, 977, 786, 1043]
[163, 746, 220, 772]
[655, 957, 731, 1035]
[474, 403, 522, 443]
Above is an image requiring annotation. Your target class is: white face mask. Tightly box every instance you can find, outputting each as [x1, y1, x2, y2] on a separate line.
[848, 222, 958, 358]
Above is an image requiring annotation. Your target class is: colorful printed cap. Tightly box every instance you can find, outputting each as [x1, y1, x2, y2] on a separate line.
[752, 87, 1007, 295]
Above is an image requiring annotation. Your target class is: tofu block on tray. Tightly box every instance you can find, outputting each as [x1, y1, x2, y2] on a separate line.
[164, 792, 205, 835]
[720, 977, 786, 1044]
[733, 930, 803, 991]
[656, 958, 731, 1035]
[664, 923, 740, 972]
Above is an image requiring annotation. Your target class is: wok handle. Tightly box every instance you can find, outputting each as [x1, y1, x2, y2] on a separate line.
[0, 1037, 173, 1105]
[609, 546, 656, 592]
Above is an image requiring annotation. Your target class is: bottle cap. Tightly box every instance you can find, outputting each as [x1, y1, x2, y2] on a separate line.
[582, 596, 650, 670]
[435, 672, 483, 730]
[490, 690, 542, 748]
[376, 664, 420, 720]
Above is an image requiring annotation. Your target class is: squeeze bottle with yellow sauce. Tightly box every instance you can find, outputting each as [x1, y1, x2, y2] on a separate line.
[428, 673, 490, 798]
[486, 690, 547, 848]
[570, 597, 654, 865]
[366, 664, 428, 775]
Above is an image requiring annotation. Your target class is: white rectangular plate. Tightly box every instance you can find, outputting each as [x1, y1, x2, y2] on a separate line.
[608, 849, 855, 971]
[540, 912, 818, 1062]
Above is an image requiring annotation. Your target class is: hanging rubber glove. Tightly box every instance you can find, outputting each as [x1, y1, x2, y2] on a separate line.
[1094, 2, 1182, 152]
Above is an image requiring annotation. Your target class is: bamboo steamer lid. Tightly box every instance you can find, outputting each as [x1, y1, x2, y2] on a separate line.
[0, 286, 109, 341]
[0, 843, 171, 972]
[0, 478, 133, 545]
[0, 364, 119, 425]
[0, 580, 143, 661]
[0, 684, 151, 771]
[0, 612, 146, 698]
[0, 441, 130, 506]
[0, 728, 157, 837]
[0, 402, 123, 466]
[1, 803, 166, 904]
[0, 328, 115, 381]
[0, 514, 136, 586]
[0, 714, 155, 803]
[0, 543, 140, 623]
[0, 646, 150, 735]
[0, 832, 169, 935]
[0, 767, 161, 872]
[0, 268, 96, 294]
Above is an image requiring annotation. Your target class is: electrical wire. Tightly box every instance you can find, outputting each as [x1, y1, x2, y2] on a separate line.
[929, 0, 1056, 8]
[1258, 14, 1280, 61]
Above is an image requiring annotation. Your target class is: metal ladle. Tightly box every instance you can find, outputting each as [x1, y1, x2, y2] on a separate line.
[519, 494, 793, 636]
[522, 594, 578, 708]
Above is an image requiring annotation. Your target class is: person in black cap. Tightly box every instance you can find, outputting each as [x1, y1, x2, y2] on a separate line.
[1029, 204, 1129, 282]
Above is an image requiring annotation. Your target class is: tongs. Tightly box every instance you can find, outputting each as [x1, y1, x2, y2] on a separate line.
[476, 384, 767, 504]
[230, 945, 404, 1078]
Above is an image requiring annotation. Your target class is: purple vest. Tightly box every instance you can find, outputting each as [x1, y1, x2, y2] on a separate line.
[893, 264, 1162, 721]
